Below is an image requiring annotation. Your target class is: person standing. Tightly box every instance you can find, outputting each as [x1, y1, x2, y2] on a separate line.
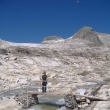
[42, 71, 47, 92]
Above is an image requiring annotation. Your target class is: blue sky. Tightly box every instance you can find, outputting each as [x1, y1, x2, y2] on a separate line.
[0, 0, 110, 43]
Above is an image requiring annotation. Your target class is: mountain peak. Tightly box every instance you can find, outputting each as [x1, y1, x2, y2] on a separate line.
[72, 26, 103, 46]
[42, 36, 64, 44]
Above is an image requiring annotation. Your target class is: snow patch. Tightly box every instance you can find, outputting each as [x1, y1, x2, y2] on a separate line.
[8, 42, 49, 48]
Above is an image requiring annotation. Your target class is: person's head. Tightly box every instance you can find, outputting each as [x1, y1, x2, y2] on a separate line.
[43, 71, 46, 75]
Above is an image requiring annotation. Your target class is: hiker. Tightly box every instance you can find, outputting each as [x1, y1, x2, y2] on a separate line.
[41, 71, 47, 92]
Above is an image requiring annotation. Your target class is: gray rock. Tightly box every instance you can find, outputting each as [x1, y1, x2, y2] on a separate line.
[86, 98, 90, 104]
[0, 48, 8, 54]
[64, 94, 78, 109]
[42, 36, 64, 43]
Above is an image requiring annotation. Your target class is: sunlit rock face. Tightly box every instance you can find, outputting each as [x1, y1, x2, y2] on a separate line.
[0, 97, 21, 110]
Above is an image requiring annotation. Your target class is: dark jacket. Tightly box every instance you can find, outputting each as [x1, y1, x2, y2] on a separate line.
[42, 75, 47, 81]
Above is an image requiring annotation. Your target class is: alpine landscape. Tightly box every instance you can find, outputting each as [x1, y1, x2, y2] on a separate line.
[0, 26, 110, 110]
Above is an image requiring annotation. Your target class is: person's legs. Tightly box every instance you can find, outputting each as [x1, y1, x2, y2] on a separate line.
[42, 82, 45, 92]
[44, 82, 47, 92]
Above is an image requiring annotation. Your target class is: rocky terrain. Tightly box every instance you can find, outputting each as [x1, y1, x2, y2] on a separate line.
[0, 26, 110, 110]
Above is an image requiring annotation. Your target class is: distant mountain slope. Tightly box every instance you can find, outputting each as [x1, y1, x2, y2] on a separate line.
[71, 26, 103, 46]
[0, 39, 10, 48]
[96, 32, 110, 46]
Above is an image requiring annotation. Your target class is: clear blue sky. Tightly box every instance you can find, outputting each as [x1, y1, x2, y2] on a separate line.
[0, 0, 110, 43]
